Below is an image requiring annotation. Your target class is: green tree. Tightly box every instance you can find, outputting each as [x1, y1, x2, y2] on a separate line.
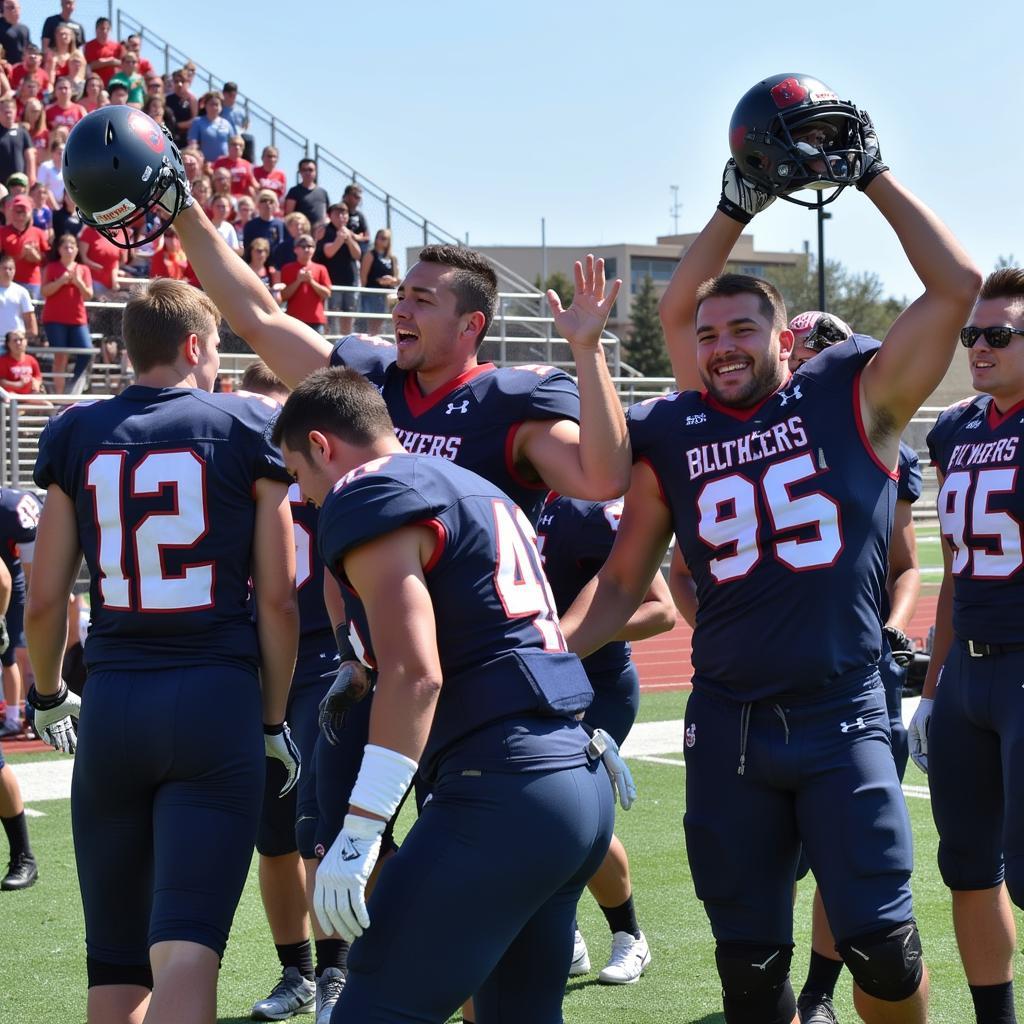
[757, 258, 905, 340]
[625, 274, 672, 377]
[995, 254, 1017, 270]
[534, 270, 574, 308]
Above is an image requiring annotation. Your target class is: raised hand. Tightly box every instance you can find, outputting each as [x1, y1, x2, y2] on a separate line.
[547, 254, 621, 353]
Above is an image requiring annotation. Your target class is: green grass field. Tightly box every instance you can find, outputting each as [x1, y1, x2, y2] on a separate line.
[5, 690, 1021, 1023]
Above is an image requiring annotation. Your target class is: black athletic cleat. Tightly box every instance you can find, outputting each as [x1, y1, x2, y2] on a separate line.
[2, 852, 38, 891]
[798, 992, 839, 1024]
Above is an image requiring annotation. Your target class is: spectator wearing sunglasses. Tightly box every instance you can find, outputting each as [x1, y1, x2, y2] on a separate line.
[279, 233, 330, 333]
[913, 267, 1024, 1024]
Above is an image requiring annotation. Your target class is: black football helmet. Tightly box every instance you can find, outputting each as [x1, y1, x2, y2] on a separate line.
[62, 106, 190, 249]
[729, 74, 866, 208]
[789, 310, 853, 350]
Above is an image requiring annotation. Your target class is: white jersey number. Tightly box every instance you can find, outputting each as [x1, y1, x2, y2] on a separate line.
[939, 468, 1023, 579]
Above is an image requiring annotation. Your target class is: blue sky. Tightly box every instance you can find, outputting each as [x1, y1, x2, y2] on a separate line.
[112, 1, 1015, 300]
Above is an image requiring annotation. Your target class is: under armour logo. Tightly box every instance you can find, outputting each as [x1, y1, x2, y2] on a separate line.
[538, 514, 554, 526]
[779, 384, 802, 407]
[840, 718, 866, 733]
[446, 400, 470, 415]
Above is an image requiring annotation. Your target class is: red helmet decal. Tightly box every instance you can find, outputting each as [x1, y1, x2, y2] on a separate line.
[729, 123, 749, 151]
[770, 78, 808, 109]
[127, 111, 165, 154]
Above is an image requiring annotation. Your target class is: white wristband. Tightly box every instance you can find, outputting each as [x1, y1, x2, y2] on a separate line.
[348, 744, 418, 821]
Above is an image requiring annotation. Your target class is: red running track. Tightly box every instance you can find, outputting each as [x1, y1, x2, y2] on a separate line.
[4, 597, 941, 754]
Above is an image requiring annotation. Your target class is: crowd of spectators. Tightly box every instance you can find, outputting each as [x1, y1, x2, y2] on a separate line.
[0, 0, 388, 397]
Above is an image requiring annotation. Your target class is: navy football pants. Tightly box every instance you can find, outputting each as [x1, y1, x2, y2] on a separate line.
[584, 661, 640, 748]
[334, 759, 614, 1023]
[683, 673, 914, 945]
[930, 645, 1024, 904]
[72, 667, 264, 964]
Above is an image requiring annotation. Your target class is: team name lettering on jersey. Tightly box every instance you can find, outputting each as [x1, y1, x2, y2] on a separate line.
[685, 416, 809, 481]
[946, 438, 1019, 469]
[393, 427, 463, 460]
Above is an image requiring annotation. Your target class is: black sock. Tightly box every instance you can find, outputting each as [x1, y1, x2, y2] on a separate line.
[276, 940, 314, 980]
[314, 938, 349, 978]
[1, 812, 31, 860]
[801, 949, 844, 1000]
[969, 981, 1017, 1024]
[599, 896, 641, 939]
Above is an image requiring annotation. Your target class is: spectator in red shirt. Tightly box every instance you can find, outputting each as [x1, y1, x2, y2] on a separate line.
[280, 234, 331, 332]
[45, 75, 87, 130]
[84, 17, 121, 86]
[212, 136, 257, 197]
[40, 232, 93, 393]
[80, 73, 107, 112]
[120, 33, 152, 78]
[0, 326, 42, 394]
[77, 223, 123, 296]
[0, 196, 49, 298]
[149, 226, 197, 285]
[253, 145, 287, 203]
[43, 23, 78, 80]
[13, 74, 43, 123]
[21, 98, 48, 156]
[10, 45, 49, 94]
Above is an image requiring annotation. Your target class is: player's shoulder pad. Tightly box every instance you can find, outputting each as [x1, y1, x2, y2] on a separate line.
[476, 363, 581, 420]
[926, 395, 988, 455]
[626, 390, 688, 449]
[330, 333, 398, 376]
[794, 334, 880, 386]
[319, 454, 471, 568]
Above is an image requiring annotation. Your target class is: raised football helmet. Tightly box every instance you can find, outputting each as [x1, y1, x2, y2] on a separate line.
[789, 310, 853, 351]
[62, 106, 190, 249]
[729, 74, 866, 208]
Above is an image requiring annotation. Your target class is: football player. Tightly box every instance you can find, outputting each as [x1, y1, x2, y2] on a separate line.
[911, 268, 1024, 1024]
[25, 277, 300, 1024]
[0, 554, 37, 891]
[239, 361, 348, 1024]
[273, 366, 615, 1022]
[0, 486, 41, 738]
[562, 76, 980, 1024]
[537, 493, 676, 983]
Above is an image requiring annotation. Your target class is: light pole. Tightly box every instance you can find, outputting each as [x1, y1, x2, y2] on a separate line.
[816, 194, 832, 311]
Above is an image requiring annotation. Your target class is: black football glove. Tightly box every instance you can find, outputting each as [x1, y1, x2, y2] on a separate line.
[883, 624, 915, 667]
[856, 111, 889, 192]
[718, 159, 776, 224]
[318, 662, 371, 746]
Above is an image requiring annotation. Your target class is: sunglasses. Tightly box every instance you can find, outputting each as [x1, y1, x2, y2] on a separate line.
[960, 325, 1024, 349]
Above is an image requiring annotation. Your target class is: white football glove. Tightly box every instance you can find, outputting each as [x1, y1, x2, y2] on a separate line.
[588, 728, 637, 810]
[264, 722, 301, 797]
[28, 683, 81, 755]
[0, 617, 9, 656]
[314, 813, 385, 941]
[718, 158, 776, 224]
[908, 698, 933, 774]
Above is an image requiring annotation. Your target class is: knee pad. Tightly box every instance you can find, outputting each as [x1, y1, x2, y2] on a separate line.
[715, 942, 795, 1024]
[837, 920, 923, 1002]
[86, 956, 154, 990]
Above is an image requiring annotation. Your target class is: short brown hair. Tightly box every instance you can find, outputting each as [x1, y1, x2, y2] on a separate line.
[241, 359, 287, 397]
[694, 273, 787, 333]
[272, 367, 393, 455]
[979, 268, 1024, 304]
[122, 279, 220, 373]
[417, 245, 498, 349]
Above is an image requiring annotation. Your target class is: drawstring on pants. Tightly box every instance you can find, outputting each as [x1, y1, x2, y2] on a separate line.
[737, 703, 791, 775]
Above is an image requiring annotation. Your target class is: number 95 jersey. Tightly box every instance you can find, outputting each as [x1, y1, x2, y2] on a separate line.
[927, 395, 1024, 643]
[34, 386, 292, 671]
[628, 337, 895, 701]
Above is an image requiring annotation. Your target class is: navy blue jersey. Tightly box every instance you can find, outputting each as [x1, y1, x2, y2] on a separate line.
[34, 386, 291, 671]
[330, 335, 580, 523]
[0, 487, 40, 588]
[317, 453, 593, 776]
[897, 442, 922, 505]
[927, 395, 1024, 643]
[629, 336, 895, 701]
[535, 493, 630, 680]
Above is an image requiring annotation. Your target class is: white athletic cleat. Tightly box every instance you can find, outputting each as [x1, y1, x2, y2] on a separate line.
[569, 929, 591, 976]
[251, 967, 315, 1020]
[598, 931, 651, 984]
[315, 967, 345, 1024]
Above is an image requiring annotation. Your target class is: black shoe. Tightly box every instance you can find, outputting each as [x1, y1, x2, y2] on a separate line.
[2, 853, 38, 891]
[797, 991, 839, 1024]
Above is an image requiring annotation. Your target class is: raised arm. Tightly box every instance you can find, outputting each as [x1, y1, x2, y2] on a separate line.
[659, 163, 775, 391]
[174, 203, 332, 388]
[517, 256, 630, 500]
[857, 119, 981, 438]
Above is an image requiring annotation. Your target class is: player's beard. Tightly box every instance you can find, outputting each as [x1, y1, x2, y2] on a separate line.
[700, 351, 786, 409]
